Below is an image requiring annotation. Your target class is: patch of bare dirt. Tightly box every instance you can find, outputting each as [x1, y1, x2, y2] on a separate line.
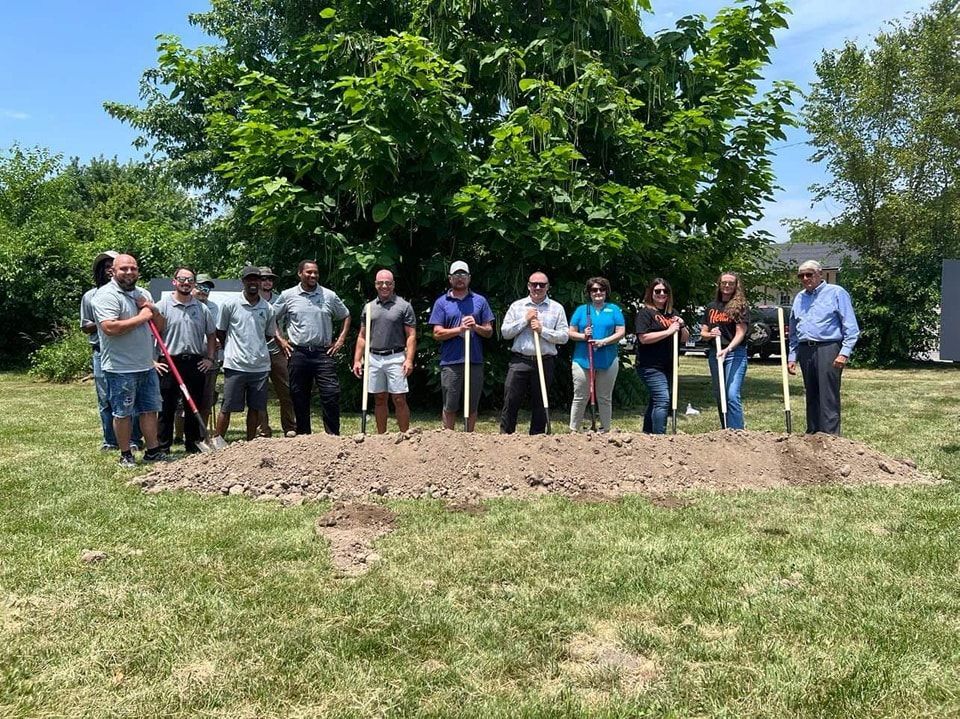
[137, 428, 934, 505]
[314, 502, 396, 575]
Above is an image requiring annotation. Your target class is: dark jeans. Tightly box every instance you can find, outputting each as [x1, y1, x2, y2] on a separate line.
[288, 346, 341, 435]
[797, 341, 844, 435]
[637, 365, 671, 434]
[158, 354, 207, 451]
[500, 354, 555, 435]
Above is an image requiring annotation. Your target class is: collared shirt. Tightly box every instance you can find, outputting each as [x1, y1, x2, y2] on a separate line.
[91, 280, 156, 373]
[156, 294, 215, 356]
[80, 287, 101, 347]
[262, 291, 284, 355]
[501, 296, 569, 356]
[359, 295, 416, 351]
[788, 281, 860, 361]
[276, 284, 350, 348]
[428, 289, 496, 365]
[570, 302, 624, 370]
[217, 294, 277, 373]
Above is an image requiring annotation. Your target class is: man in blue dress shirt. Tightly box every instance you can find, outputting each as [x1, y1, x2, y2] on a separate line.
[787, 260, 861, 435]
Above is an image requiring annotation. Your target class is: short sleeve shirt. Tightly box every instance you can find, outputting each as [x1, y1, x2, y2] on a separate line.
[428, 290, 495, 365]
[217, 295, 276, 373]
[80, 287, 100, 347]
[360, 295, 415, 351]
[156, 295, 215, 356]
[569, 303, 624, 370]
[702, 301, 747, 349]
[634, 306, 677, 371]
[276, 285, 350, 347]
[91, 280, 156, 373]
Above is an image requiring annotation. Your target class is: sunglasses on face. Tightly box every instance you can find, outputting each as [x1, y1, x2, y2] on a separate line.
[798, 272, 815, 279]
[196, 286, 212, 293]
[375, 281, 394, 287]
[653, 288, 668, 295]
[528, 282, 547, 288]
[175, 276, 195, 284]
[451, 271, 470, 277]
[589, 287, 605, 293]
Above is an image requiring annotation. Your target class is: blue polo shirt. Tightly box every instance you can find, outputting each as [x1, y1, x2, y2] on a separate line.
[570, 303, 625, 370]
[428, 290, 495, 365]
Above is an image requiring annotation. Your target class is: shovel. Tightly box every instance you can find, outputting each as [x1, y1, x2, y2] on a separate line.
[586, 309, 598, 431]
[777, 306, 792, 433]
[148, 320, 224, 452]
[533, 330, 551, 435]
[714, 335, 728, 430]
[463, 328, 471, 431]
[361, 301, 372, 434]
[671, 331, 679, 434]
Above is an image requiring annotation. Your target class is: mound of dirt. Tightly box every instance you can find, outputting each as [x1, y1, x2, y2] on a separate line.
[136, 429, 932, 505]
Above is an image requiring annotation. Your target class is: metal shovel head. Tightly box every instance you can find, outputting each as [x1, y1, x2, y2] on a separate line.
[209, 435, 229, 451]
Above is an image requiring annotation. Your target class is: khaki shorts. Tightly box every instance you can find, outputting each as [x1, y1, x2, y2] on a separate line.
[368, 352, 408, 394]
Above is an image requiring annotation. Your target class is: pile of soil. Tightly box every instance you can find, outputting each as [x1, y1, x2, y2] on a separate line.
[136, 429, 931, 505]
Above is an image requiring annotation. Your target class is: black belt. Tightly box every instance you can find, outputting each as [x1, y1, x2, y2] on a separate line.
[799, 339, 839, 346]
[370, 346, 405, 356]
[511, 352, 555, 360]
[292, 344, 329, 352]
[172, 352, 203, 361]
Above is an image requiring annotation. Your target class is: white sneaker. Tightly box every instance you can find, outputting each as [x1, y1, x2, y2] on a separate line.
[685, 403, 701, 416]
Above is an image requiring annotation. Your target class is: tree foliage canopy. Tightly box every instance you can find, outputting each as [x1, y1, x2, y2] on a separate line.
[803, 0, 960, 364]
[108, 0, 795, 313]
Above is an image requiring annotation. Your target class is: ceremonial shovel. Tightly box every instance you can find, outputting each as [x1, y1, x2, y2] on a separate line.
[533, 331, 552, 435]
[671, 331, 679, 434]
[714, 335, 728, 430]
[586, 310, 598, 432]
[463, 328, 471, 431]
[360, 301, 372, 435]
[777, 306, 793, 433]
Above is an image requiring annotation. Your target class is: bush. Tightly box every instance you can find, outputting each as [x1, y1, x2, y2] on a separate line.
[29, 327, 91, 383]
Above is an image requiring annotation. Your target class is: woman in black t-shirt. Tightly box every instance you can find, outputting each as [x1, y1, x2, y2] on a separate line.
[634, 278, 689, 434]
[700, 271, 749, 429]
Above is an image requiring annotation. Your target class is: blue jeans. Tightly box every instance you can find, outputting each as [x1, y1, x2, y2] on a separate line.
[104, 370, 162, 418]
[708, 346, 747, 429]
[93, 349, 141, 446]
[637, 366, 671, 434]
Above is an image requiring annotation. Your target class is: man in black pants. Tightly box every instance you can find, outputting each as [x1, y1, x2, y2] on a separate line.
[274, 260, 351, 435]
[155, 267, 218, 452]
[787, 260, 861, 434]
[499, 271, 569, 434]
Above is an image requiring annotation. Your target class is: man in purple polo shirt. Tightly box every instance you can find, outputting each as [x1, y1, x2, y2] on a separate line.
[428, 261, 495, 431]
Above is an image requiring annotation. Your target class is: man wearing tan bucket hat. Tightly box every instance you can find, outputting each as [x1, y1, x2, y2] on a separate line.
[258, 266, 297, 437]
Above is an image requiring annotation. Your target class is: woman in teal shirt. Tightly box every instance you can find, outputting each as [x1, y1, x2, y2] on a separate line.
[567, 277, 625, 432]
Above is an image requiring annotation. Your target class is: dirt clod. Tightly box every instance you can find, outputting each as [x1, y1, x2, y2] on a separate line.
[314, 503, 396, 575]
[80, 550, 107, 564]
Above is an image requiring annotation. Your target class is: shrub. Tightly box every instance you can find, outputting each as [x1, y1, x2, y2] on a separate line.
[29, 327, 91, 383]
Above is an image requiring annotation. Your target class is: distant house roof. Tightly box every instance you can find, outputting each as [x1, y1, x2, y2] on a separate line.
[774, 242, 860, 271]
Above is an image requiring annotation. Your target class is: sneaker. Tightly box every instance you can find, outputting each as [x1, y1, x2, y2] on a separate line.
[129, 441, 141, 452]
[142, 447, 168, 462]
[118, 452, 136, 469]
[284, 430, 297, 438]
[101, 443, 119, 452]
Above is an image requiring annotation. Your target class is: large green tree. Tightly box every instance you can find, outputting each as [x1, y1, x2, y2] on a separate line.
[109, 0, 795, 401]
[803, 0, 960, 364]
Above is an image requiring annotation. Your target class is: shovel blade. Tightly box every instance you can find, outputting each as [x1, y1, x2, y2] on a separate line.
[210, 435, 229, 450]
[194, 440, 215, 454]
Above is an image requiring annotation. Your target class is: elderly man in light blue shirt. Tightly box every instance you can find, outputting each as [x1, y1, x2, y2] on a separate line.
[499, 271, 569, 434]
[788, 260, 860, 435]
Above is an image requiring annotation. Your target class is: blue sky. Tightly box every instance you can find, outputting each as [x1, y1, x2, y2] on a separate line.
[0, 0, 929, 241]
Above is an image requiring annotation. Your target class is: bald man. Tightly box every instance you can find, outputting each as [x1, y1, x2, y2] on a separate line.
[352, 269, 417, 432]
[91, 253, 167, 467]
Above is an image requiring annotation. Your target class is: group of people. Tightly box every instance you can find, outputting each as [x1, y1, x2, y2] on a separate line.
[81, 252, 860, 467]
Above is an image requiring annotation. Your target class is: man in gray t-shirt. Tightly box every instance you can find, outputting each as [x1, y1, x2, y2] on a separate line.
[91, 253, 167, 467]
[274, 259, 352, 436]
[214, 266, 277, 442]
[352, 269, 417, 433]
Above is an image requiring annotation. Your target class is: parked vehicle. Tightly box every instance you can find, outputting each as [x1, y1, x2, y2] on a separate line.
[681, 305, 790, 359]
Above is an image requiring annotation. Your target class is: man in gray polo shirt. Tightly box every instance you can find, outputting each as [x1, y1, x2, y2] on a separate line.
[274, 259, 351, 435]
[215, 266, 277, 442]
[352, 269, 417, 433]
[155, 266, 217, 453]
[92, 253, 168, 467]
[257, 266, 296, 438]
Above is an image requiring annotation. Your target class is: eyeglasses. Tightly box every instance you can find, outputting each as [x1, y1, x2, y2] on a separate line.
[589, 287, 605, 293]
[375, 281, 394, 287]
[528, 282, 547, 288]
[451, 271, 470, 277]
[653, 288, 668, 295]
[196, 286, 212, 293]
[175, 276, 195, 284]
[798, 272, 815, 279]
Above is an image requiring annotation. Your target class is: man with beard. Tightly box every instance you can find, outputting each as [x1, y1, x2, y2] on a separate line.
[92, 253, 167, 467]
[500, 271, 569, 434]
[428, 261, 495, 431]
[155, 266, 217, 453]
[257, 266, 297, 437]
[214, 266, 277, 442]
[192, 274, 221, 429]
[352, 269, 416, 433]
[274, 260, 351, 435]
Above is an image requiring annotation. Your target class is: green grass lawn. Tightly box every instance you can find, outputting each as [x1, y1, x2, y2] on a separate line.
[2, 359, 959, 717]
